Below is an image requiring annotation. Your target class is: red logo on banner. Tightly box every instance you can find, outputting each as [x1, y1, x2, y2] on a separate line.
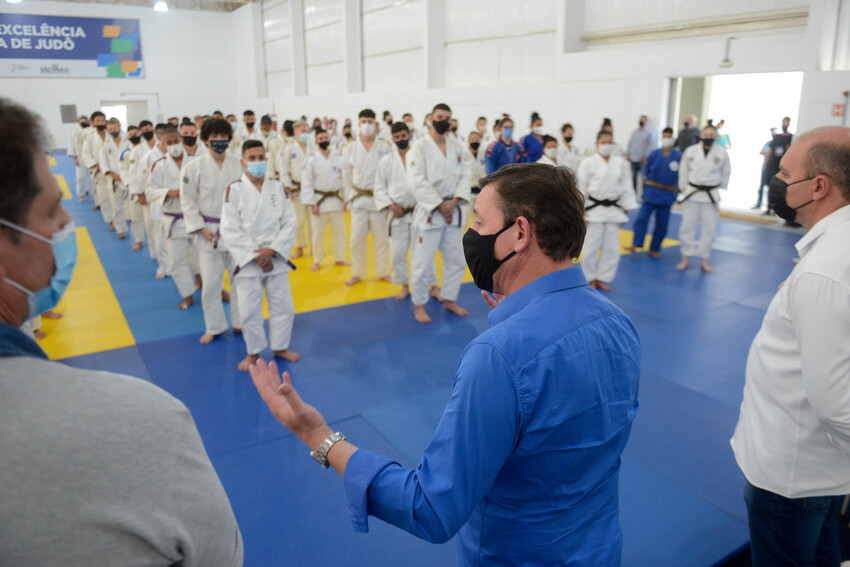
[832, 104, 846, 117]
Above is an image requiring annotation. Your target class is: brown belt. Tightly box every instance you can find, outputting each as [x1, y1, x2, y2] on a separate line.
[316, 190, 343, 207]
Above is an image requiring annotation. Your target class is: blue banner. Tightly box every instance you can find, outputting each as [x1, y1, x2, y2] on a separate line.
[0, 14, 144, 78]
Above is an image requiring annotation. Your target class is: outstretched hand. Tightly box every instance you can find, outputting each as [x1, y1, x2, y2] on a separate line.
[481, 290, 505, 309]
[249, 359, 331, 448]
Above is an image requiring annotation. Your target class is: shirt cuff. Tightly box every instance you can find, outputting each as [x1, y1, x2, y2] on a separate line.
[343, 449, 398, 533]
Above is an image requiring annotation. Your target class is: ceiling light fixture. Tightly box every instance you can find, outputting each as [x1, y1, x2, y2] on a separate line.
[719, 36, 735, 68]
[154, 0, 168, 11]
[6, 0, 23, 5]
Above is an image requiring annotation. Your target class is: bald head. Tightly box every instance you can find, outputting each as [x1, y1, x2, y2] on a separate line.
[796, 126, 850, 199]
[686, 114, 698, 128]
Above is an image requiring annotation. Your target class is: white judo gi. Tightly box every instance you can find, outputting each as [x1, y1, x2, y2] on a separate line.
[181, 152, 244, 335]
[82, 129, 112, 225]
[125, 140, 157, 246]
[677, 143, 731, 259]
[343, 137, 394, 279]
[279, 140, 314, 250]
[577, 153, 638, 284]
[68, 126, 93, 199]
[558, 144, 584, 172]
[301, 151, 346, 265]
[99, 136, 130, 235]
[139, 147, 168, 269]
[146, 154, 196, 299]
[407, 135, 471, 305]
[220, 173, 297, 355]
[267, 135, 285, 179]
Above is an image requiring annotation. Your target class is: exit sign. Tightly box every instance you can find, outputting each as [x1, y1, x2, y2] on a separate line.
[832, 104, 846, 117]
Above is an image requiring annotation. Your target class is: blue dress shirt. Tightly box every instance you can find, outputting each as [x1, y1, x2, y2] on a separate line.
[343, 267, 641, 566]
[642, 147, 682, 206]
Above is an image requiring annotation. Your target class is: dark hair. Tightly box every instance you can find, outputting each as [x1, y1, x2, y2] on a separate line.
[162, 125, 179, 136]
[478, 163, 585, 262]
[155, 123, 168, 134]
[241, 139, 264, 155]
[601, 117, 612, 127]
[243, 110, 255, 117]
[706, 118, 714, 127]
[127, 124, 139, 131]
[90, 110, 105, 120]
[179, 122, 196, 133]
[181, 116, 193, 125]
[359, 108, 376, 119]
[432, 103, 451, 114]
[0, 99, 51, 232]
[494, 119, 503, 129]
[167, 116, 178, 122]
[200, 117, 233, 142]
[382, 110, 391, 118]
[501, 116, 514, 127]
[596, 130, 613, 141]
[139, 120, 153, 129]
[662, 127, 674, 135]
[314, 127, 327, 137]
[283, 119, 294, 136]
[530, 112, 541, 125]
[226, 114, 236, 120]
[391, 121, 409, 135]
[477, 116, 487, 122]
[542, 135, 557, 146]
[261, 114, 272, 125]
[402, 113, 412, 120]
[561, 122, 573, 133]
[213, 110, 223, 116]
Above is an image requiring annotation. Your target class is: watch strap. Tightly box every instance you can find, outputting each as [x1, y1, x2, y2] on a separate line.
[310, 431, 346, 469]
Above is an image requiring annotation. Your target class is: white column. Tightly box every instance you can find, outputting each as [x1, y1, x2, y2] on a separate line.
[289, 0, 307, 96]
[424, 0, 446, 89]
[343, 0, 364, 93]
[559, 0, 585, 55]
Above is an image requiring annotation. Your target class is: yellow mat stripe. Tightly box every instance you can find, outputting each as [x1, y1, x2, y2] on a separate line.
[39, 227, 136, 360]
[49, 155, 57, 167]
[56, 174, 72, 200]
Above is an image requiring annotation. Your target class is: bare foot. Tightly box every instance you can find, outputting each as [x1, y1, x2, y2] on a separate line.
[131, 242, 142, 251]
[178, 296, 194, 310]
[676, 258, 689, 271]
[380, 276, 392, 284]
[78, 196, 85, 203]
[395, 285, 410, 301]
[117, 232, 126, 240]
[274, 349, 301, 362]
[34, 329, 47, 340]
[701, 259, 713, 273]
[109, 222, 115, 231]
[221, 290, 230, 302]
[624, 245, 637, 253]
[444, 301, 468, 317]
[596, 281, 612, 291]
[92, 205, 100, 211]
[238, 353, 260, 371]
[589, 280, 599, 289]
[414, 305, 432, 324]
[199, 332, 216, 344]
[310, 263, 320, 271]
[155, 271, 167, 280]
[233, 327, 242, 334]
[345, 276, 361, 287]
[648, 250, 661, 259]
[41, 310, 63, 319]
[194, 274, 202, 291]
[335, 261, 351, 267]
[291, 247, 304, 259]
[430, 287, 444, 302]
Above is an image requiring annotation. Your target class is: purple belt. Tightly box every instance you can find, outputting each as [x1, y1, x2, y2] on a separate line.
[162, 212, 183, 238]
[202, 215, 221, 248]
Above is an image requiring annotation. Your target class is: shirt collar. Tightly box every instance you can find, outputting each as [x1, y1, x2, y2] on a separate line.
[489, 267, 588, 326]
[0, 322, 48, 359]
[795, 204, 850, 258]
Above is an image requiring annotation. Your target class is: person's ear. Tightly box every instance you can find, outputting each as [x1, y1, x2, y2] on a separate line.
[514, 216, 533, 253]
[813, 175, 831, 202]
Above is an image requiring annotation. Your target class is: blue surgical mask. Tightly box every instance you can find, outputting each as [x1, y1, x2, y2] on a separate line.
[299, 133, 310, 143]
[247, 161, 268, 178]
[0, 219, 77, 321]
[503, 127, 514, 139]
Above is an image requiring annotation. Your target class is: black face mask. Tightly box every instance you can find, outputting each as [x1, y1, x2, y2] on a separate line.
[394, 139, 409, 150]
[109, 131, 120, 138]
[182, 136, 197, 147]
[432, 120, 450, 135]
[563, 136, 573, 143]
[80, 122, 89, 128]
[129, 135, 141, 144]
[701, 138, 714, 148]
[470, 142, 480, 151]
[245, 121, 255, 129]
[142, 131, 154, 141]
[451, 127, 458, 133]
[344, 132, 352, 139]
[318, 141, 330, 150]
[768, 175, 815, 222]
[96, 124, 107, 131]
[462, 223, 517, 293]
[209, 140, 229, 154]
[639, 120, 646, 127]
[782, 125, 789, 133]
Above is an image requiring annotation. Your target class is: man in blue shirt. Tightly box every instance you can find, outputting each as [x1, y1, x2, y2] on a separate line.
[251, 163, 641, 566]
[485, 117, 527, 174]
[629, 127, 682, 257]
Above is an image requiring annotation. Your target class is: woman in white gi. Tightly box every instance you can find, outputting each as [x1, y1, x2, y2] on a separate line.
[279, 120, 313, 260]
[676, 125, 731, 273]
[536, 135, 564, 167]
[220, 140, 300, 371]
[558, 123, 583, 172]
[301, 128, 349, 272]
[577, 130, 638, 291]
[180, 117, 243, 344]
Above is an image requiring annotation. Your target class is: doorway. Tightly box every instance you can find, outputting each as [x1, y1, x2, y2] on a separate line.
[101, 100, 150, 130]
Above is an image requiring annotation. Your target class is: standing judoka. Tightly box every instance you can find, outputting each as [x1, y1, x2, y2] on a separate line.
[407, 103, 471, 323]
[220, 140, 300, 371]
[257, 115, 278, 149]
[82, 111, 113, 228]
[99, 118, 130, 240]
[119, 124, 144, 249]
[179, 122, 206, 163]
[230, 110, 257, 157]
[676, 125, 731, 273]
[125, 120, 156, 251]
[68, 115, 92, 203]
[342, 109, 394, 286]
[301, 128, 348, 272]
[279, 120, 314, 259]
[181, 118, 243, 344]
[577, 130, 638, 291]
[139, 124, 170, 277]
[146, 126, 198, 310]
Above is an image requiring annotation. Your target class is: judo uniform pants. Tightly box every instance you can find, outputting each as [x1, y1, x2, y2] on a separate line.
[165, 221, 195, 298]
[350, 209, 389, 279]
[75, 163, 92, 198]
[93, 172, 113, 225]
[109, 182, 128, 235]
[195, 240, 241, 335]
[389, 216, 437, 288]
[411, 225, 464, 305]
[291, 192, 309, 249]
[632, 202, 671, 253]
[310, 211, 346, 265]
[235, 272, 294, 354]
[127, 197, 146, 244]
[679, 201, 718, 259]
[581, 221, 621, 283]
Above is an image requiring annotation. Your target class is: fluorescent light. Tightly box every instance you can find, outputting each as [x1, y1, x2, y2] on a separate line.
[6, 0, 23, 4]
[153, 0, 168, 11]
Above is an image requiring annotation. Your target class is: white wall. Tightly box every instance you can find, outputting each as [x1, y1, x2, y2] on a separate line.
[362, 0, 424, 92]
[303, 0, 344, 95]
[263, 0, 295, 97]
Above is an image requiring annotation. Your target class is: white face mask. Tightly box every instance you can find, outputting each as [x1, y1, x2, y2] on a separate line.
[404, 121, 414, 129]
[533, 126, 545, 136]
[544, 148, 558, 159]
[167, 143, 184, 158]
[361, 123, 375, 137]
[661, 138, 675, 149]
[597, 144, 613, 157]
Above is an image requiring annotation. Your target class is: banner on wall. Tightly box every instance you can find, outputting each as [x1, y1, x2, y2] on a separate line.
[0, 14, 144, 78]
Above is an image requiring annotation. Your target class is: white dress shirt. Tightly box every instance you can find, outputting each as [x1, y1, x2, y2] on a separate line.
[731, 204, 850, 498]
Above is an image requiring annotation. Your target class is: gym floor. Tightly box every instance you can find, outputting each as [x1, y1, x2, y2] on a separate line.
[46, 151, 802, 566]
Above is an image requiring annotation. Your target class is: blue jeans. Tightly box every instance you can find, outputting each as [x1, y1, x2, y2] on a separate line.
[631, 202, 671, 252]
[744, 480, 843, 567]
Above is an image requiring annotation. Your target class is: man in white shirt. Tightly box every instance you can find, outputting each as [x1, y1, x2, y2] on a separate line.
[68, 115, 92, 203]
[82, 111, 113, 227]
[125, 120, 157, 252]
[139, 124, 169, 276]
[730, 126, 850, 567]
[99, 118, 130, 240]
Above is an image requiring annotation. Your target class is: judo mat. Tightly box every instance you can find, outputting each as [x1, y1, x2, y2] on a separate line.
[47, 151, 804, 566]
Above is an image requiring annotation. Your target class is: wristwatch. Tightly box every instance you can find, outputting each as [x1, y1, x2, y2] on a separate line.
[310, 431, 346, 469]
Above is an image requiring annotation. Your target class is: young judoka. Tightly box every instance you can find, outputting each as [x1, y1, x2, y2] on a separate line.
[139, 124, 170, 277]
[577, 130, 638, 291]
[407, 103, 471, 323]
[145, 126, 198, 310]
[301, 128, 348, 271]
[99, 118, 130, 240]
[118, 125, 142, 246]
[69, 115, 93, 203]
[279, 120, 313, 259]
[676, 124, 731, 273]
[82, 111, 113, 227]
[220, 140, 300, 371]
[342, 108, 394, 286]
[180, 117, 243, 344]
[125, 120, 157, 251]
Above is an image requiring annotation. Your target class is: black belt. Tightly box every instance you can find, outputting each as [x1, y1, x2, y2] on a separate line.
[680, 184, 719, 206]
[585, 196, 623, 211]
